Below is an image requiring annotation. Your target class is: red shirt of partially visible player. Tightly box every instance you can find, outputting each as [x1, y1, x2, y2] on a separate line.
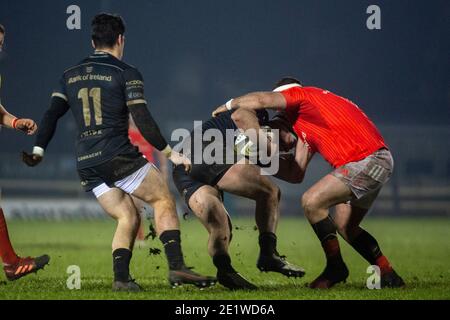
[128, 127, 155, 163]
[280, 86, 386, 168]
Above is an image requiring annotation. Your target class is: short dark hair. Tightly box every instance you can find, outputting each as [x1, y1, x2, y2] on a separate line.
[0, 24, 5, 34]
[273, 77, 302, 90]
[268, 112, 296, 136]
[91, 13, 125, 48]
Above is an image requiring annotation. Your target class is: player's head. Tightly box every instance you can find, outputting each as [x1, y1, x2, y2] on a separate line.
[272, 77, 302, 91]
[268, 112, 297, 152]
[0, 24, 5, 52]
[91, 13, 126, 59]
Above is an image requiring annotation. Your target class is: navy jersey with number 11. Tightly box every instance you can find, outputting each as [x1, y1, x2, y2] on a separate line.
[52, 51, 146, 169]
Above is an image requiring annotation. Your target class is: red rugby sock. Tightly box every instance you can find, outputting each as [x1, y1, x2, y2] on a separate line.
[375, 255, 393, 274]
[0, 208, 20, 265]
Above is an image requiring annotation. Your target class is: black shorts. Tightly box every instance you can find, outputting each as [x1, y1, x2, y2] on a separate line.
[78, 149, 148, 192]
[172, 163, 227, 206]
[172, 164, 231, 240]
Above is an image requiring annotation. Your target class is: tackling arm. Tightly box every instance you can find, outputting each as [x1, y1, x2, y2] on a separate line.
[212, 91, 287, 117]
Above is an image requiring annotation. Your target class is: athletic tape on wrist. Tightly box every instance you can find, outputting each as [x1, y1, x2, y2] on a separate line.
[32, 146, 44, 157]
[225, 99, 234, 111]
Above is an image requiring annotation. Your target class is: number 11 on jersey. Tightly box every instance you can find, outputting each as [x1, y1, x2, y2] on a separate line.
[78, 87, 102, 127]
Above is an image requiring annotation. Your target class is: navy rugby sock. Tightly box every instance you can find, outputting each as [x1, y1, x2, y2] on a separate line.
[259, 232, 277, 256]
[112, 248, 132, 282]
[160, 230, 185, 270]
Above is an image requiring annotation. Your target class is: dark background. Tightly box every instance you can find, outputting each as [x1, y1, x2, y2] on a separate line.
[0, 0, 449, 216]
[0, 0, 448, 152]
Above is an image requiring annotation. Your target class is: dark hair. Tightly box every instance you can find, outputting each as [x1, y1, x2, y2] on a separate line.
[268, 112, 296, 136]
[91, 13, 125, 48]
[272, 77, 302, 90]
[0, 24, 5, 34]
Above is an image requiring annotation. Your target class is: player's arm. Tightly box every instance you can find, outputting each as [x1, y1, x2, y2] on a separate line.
[22, 94, 70, 166]
[275, 139, 313, 183]
[230, 108, 276, 155]
[0, 103, 37, 134]
[124, 68, 191, 171]
[212, 91, 287, 117]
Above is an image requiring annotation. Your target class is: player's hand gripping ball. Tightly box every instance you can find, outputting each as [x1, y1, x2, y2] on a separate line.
[234, 126, 273, 157]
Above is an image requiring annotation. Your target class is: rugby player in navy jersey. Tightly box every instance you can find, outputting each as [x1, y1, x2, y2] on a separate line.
[23, 14, 215, 291]
[172, 109, 306, 290]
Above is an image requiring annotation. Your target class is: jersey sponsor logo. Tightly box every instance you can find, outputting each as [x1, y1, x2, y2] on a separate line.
[80, 129, 103, 138]
[128, 92, 144, 99]
[78, 151, 102, 162]
[68, 74, 112, 84]
[126, 80, 144, 86]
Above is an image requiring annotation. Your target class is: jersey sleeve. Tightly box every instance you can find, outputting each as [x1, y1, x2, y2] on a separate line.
[280, 87, 304, 113]
[50, 75, 68, 102]
[122, 67, 147, 107]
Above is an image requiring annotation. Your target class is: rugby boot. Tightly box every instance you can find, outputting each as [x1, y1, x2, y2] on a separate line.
[381, 269, 405, 288]
[4, 254, 50, 281]
[309, 262, 349, 289]
[257, 251, 305, 278]
[169, 266, 217, 289]
[112, 276, 142, 292]
[217, 270, 258, 290]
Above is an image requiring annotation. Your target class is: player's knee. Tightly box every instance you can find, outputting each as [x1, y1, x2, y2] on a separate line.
[301, 191, 321, 217]
[118, 208, 140, 228]
[258, 183, 280, 203]
[200, 195, 224, 220]
[335, 223, 349, 241]
[191, 193, 226, 229]
[149, 190, 176, 214]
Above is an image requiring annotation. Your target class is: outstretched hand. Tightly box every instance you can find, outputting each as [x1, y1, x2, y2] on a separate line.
[15, 118, 37, 135]
[22, 151, 42, 167]
[211, 104, 228, 118]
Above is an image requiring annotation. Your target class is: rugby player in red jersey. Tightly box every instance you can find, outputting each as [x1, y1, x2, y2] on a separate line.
[0, 24, 50, 280]
[212, 77, 405, 289]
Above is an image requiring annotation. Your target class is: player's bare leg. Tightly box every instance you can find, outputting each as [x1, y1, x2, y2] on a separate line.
[0, 207, 50, 281]
[188, 185, 256, 290]
[218, 161, 305, 278]
[301, 174, 353, 289]
[97, 188, 141, 292]
[188, 186, 231, 257]
[132, 166, 216, 288]
[333, 203, 405, 288]
[131, 196, 147, 245]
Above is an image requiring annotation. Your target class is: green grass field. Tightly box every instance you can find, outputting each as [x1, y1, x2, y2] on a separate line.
[0, 217, 449, 300]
